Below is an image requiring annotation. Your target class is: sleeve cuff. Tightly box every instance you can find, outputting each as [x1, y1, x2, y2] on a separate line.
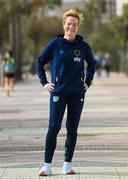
[85, 80, 91, 87]
[41, 81, 49, 86]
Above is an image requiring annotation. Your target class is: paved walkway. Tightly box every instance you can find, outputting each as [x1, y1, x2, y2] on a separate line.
[0, 72, 128, 179]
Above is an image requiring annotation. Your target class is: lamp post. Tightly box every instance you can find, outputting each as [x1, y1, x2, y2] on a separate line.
[124, 24, 128, 75]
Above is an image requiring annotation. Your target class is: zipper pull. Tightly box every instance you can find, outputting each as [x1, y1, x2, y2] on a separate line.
[56, 76, 58, 82]
[81, 77, 83, 82]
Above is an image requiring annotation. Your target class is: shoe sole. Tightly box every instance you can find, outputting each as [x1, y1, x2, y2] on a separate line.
[39, 171, 52, 176]
[63, 170, 76, 175]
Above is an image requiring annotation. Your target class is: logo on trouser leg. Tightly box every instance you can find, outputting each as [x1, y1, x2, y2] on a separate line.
[53, 96, 59, 102]
[80, 98, 84, 102]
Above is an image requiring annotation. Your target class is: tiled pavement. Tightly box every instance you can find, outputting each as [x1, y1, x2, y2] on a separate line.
[0, 72, 128, 179]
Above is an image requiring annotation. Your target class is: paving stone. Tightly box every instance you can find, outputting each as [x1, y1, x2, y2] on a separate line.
[0, 73, 128, 179]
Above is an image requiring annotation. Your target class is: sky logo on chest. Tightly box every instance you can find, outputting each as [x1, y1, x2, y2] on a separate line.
[74, 50, 81, 62]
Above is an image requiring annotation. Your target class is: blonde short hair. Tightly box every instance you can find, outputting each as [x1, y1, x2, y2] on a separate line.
[63, 9, 83, 26]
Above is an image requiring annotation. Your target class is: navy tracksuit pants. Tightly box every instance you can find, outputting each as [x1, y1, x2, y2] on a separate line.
[45, 92, 85, 163]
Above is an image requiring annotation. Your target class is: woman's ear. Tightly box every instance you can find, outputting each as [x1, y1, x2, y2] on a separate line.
[63, 22, 65, 30]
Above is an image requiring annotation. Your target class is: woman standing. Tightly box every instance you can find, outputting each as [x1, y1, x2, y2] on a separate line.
[2, 50, 15, 96]
[36, 9, 96, 176]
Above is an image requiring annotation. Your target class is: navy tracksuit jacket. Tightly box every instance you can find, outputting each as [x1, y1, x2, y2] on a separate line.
[36, 34, 96, 163]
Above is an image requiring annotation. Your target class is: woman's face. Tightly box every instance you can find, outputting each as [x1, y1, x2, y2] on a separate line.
[63, 16, 79, 40]
[4, 52, 10, 59]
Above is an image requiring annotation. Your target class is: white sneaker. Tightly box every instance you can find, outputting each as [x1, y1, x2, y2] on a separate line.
[62, 162, 76, 175]
[39, 163, 52, 176]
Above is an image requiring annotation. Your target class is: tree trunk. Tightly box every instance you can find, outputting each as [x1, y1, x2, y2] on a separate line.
[14, 13, 22, 80]
[10, 13, 22, 80]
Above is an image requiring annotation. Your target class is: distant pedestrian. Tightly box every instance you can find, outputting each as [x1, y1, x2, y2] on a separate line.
[36, 9, 96, 176]
[95, 51, 103, 77]
[102, 52, 111, 77]
[0, 51, 4, 86]
[2, 50, 16, 96]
